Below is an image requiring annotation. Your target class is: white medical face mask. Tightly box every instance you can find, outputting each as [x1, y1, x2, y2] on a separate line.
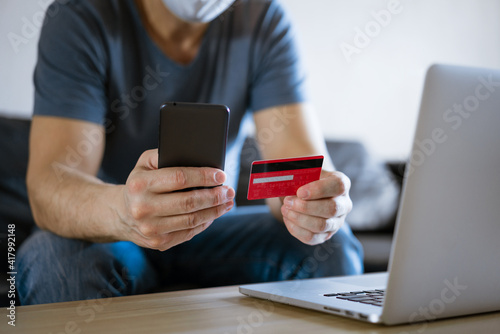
[162, 0, 236, 23]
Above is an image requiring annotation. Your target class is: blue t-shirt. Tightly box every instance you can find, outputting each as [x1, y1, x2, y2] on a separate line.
[34, 0, 306, 190]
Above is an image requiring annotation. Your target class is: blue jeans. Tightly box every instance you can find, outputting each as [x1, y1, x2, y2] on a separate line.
[17, 206, 363, 305]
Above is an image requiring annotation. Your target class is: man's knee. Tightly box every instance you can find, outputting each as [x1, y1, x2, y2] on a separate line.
[326, 222, 364, 275]
[17, 230, 87, 304]
[17, 230, 124, 304]
[293, 223, 364, 278]
[19, 230, 71, 270]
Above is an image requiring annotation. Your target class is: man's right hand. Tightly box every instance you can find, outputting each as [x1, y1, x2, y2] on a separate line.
[117, 149, 235, 251]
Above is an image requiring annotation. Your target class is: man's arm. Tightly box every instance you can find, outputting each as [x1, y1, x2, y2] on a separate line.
[253, 103, 352, 245]
[27, 116, 234, 250]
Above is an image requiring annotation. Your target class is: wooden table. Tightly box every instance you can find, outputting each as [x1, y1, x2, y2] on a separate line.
[2, 286, 500, 333]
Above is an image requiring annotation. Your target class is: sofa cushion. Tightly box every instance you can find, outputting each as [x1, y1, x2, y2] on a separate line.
[0, 117, 35, 267]
[0, 116, 34, 306]
[325, 141, 400, 231]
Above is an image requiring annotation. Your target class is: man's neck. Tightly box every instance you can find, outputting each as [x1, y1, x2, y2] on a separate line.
[135, 0, 210, 65]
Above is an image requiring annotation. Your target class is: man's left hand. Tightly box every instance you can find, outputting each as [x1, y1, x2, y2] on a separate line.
[280, 170, 352, 245]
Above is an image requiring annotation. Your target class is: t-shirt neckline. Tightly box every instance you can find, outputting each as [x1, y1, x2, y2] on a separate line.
[128, 0, 215, 71]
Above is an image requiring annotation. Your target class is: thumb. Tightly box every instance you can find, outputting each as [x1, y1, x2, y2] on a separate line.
[136, 149, 159, 171]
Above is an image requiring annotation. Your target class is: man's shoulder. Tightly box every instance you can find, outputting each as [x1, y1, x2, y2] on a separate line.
[41, 0, 138, 54]
[51, 0, 126, 13]
[221, 0, 290, 37]
[46, 0, 132, 26]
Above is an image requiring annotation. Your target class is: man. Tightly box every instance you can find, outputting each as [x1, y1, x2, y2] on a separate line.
[18, 0, 363, 305]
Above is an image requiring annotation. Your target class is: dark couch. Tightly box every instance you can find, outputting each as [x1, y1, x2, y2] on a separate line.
[0, 115, 403, 306]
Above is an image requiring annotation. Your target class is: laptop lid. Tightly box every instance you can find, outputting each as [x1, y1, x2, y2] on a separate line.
[382, 64, 500, 325]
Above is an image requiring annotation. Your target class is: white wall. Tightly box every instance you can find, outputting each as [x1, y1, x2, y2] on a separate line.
[0, 0, 50, 118]
[281, 0, 500, 159]
[2, 0, 500, 158]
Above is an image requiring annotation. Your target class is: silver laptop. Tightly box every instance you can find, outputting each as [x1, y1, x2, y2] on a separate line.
[239, 64, 500, 325]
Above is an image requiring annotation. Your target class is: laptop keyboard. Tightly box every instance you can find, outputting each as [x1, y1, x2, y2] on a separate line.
[323, 289, 385, 307]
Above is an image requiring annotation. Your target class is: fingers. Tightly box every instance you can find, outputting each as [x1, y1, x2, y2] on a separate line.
[135, 149, 160, 170]
[138, 199, 234, 236]
[125, 184, 234, 250]
[283, 195, 352, 220]
[123, 149, 236, 251]
[282, 202, 344, 232]
[140, 220, 215, 251]
[133, 186, 235, 218]
[281, 171, 352, 245]
[149, 167, 227, 193]
[132, 149, 227, 193]
[281, 195, 350, 245]
[282, 215, 339, 246]
[296, 171, 350, 200]
[137, 200, 234, 251]
[131, 167, 226, 194]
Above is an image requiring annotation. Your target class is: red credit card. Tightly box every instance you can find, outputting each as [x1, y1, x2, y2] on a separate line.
[247, 155, 324, 200]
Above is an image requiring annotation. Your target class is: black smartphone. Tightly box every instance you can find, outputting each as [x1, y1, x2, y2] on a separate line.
[158, 102, 230, 171]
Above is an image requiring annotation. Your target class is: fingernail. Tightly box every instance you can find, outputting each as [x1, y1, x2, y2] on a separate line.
[225, 201, 234, 211]
[225, 187, 235, 200]
[215, 171, 226, 184]
[284, 197, 294, 208]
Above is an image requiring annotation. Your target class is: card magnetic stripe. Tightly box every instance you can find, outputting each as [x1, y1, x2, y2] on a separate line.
[250, 158, 323, 174]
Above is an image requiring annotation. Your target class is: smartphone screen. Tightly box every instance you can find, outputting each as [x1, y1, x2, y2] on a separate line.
[158, 102, 230, 170]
